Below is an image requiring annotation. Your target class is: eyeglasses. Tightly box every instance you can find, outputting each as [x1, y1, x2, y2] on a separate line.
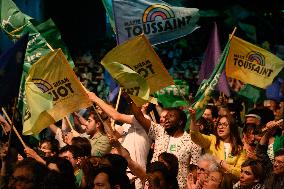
[9, 176, 33, 184]
[217, 122, 229, 128]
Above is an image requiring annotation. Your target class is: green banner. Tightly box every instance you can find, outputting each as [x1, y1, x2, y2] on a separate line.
[155, 80, 189, 108]
[186, 40, 231, 131]
[0, 0, 74, 114]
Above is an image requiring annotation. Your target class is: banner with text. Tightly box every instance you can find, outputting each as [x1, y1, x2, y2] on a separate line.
[226, 36, 284, 89]
[113, 0, 199, 45]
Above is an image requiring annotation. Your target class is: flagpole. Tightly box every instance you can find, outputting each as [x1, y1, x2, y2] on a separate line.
[111, 88, 122, 129]
[229, 27, 237, 41]
[65, 116, 75, 130]
[150, 111, 157, 123]
[0, 123, 7, 135]
[1, 108, 27, 148]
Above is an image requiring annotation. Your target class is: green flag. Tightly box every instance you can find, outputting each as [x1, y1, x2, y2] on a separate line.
[101, 0, 115, 32]
[238, 84, 265, 104]
[0, 0, 74, 114]
[34, 18, 74, 68]
[155, 80, 189, 108]
[186, 41, 231, 131]
[1, 0, 51, 112]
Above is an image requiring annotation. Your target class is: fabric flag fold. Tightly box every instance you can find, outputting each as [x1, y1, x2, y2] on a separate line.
[226, 36, 284, 89]
[113, 0, 199, 45]
[154, 80, 189, 108]
[101, 34, 174, 96]
[101, 61, 150, 106]
[23, 82, 54, 135]
[102, 0, 115, 32]
[0, 33, 28, 106]
[24, 49, 92, 135]
[186, 40, 231, 131]
[198, 22, 230, 96]
[0, 0, 74, 112]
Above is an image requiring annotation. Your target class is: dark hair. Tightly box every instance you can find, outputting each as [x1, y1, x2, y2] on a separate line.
[93, 166, 125, 189]
[71, 137, 92, 157]
[206, 105, 219, 119]
[147, 161, 179, 189]
[45, 157, 76, 184]
[215, 115, 243, 156]
[188, 164, 198, 172]
[81, 157, 97, 189]
[197, 116, 213, 135]
[242, 123, 256, 135]
[158, 152, 179, 177]
[102, 154, 128, 175]
[241, 159, 265, 182]
[59, 145, 82, 159]
[42, 170, 77, 189]
[39, 138, 59, 154]
[12, 158, 48, 189]
[101, 154, 131, 189]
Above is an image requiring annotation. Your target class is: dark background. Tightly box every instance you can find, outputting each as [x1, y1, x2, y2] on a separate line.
[1, 0, 284, 58]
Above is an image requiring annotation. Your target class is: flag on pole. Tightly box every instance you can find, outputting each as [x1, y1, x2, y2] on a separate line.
[186, 40, 231, 131]
[23, 82, 54, 135]
[198, 22, 230, 96]
[0, 33, 28, 106]
[0, 0, 74, 112]
[23, 49, 92, 134]
[101, 61, 150, 106]
[101, 34, 174, 94]
[112, 0, 199, 45]
[226, 36, 284, 89]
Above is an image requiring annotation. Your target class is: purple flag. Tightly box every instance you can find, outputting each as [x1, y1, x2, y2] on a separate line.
[198, 22, 230, 96]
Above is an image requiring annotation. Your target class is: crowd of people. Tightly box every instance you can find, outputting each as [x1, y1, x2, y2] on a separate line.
[0, 39, 284, 189]
[0, 86, 284, 189]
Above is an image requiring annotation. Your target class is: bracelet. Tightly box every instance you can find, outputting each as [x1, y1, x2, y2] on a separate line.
[220, 160, 224, 167]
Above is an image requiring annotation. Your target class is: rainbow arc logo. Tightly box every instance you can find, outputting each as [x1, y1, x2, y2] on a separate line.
[246, 51, 265, 66]
[142, 4, 175, 23]
[31, 79, 53, 93]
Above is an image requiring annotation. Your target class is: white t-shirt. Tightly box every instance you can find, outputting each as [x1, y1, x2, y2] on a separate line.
[224, 142, 231, 160]
[115, 115, 151, 169]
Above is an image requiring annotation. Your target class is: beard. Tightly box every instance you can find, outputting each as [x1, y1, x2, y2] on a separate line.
[165, 126, 177, 135]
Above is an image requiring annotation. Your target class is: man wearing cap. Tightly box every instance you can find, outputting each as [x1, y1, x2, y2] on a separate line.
[245, 114, 263, 142]
[245, 114, 262, 126]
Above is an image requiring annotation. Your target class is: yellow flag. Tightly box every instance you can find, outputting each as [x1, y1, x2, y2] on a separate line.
[102, 61, 149, 106]
[226, 36, 284, 88]
[101, 34, 174, 94]
[25, 49, 92, 131]
[23, 82, 54, 135]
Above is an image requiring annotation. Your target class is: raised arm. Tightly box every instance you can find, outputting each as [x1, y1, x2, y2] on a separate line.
[88, 91, 133, 124]
[123, 93, 152, 132]
[189, 108, 199, 132]
[109, 135, 147, 181]
[189, 108, 212, 149]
